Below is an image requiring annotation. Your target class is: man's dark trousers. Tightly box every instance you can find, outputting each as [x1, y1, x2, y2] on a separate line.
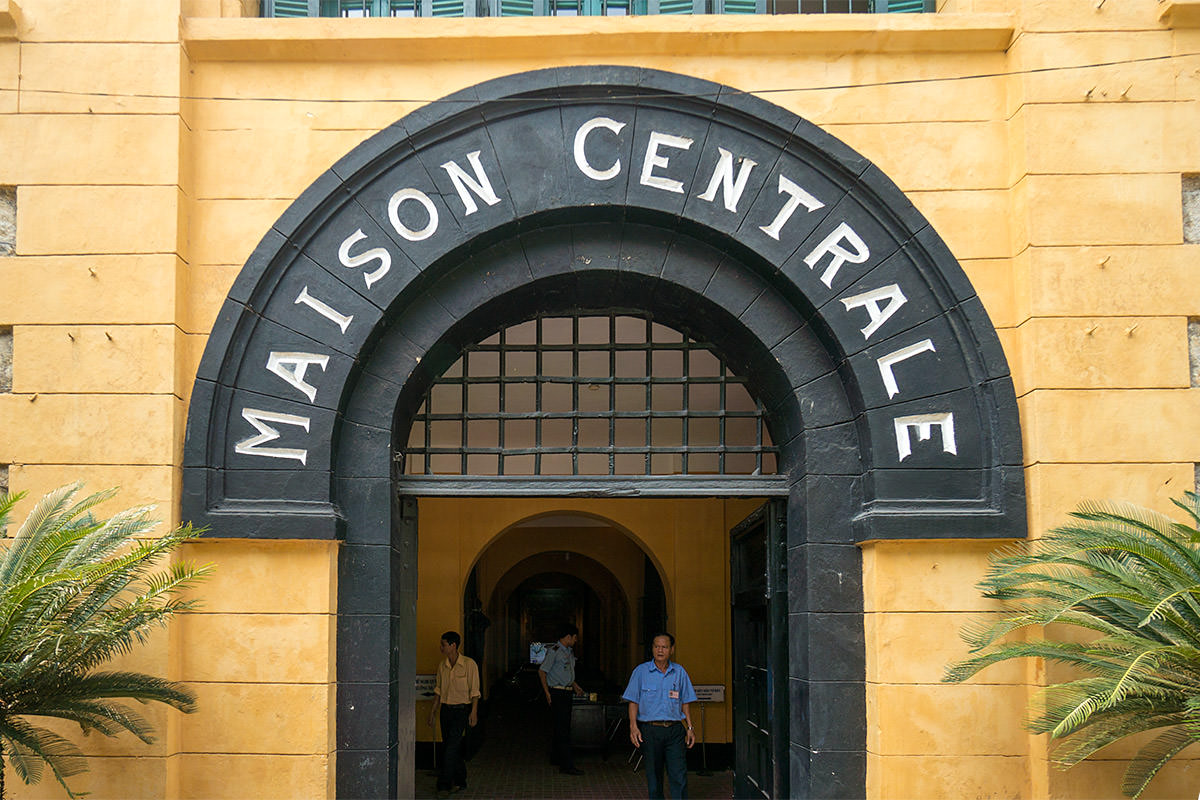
[549, 688, 576, 769]
[641, 722, 687, 799]
[438, 704, 471, 791]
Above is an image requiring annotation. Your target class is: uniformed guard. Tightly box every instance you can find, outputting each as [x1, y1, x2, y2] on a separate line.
[538, 622, 585, 775]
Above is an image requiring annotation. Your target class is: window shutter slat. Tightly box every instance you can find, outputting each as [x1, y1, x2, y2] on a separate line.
[500, 0, 535, 14]
[271, 0, 314, 15]
[656, 0, 694, 14]
[721, 0, 757, 13]
[430, 0, 467, 15]
[885, 0, 927, 10]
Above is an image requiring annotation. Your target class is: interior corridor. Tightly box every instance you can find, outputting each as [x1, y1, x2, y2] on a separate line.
[415, 677, 734, 799]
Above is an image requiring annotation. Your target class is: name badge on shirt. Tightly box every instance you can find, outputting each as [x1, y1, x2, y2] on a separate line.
[669, 690, 680, 699]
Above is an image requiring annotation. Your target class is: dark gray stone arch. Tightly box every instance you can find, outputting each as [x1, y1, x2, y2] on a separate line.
[181, 65, 1025, 800]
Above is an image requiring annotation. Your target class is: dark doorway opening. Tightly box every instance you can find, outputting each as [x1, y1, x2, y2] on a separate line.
[417, 496, 778, 799]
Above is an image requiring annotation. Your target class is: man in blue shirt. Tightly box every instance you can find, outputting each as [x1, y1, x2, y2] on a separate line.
[538, 622, 585, 775]
[622, 632, 698, 799]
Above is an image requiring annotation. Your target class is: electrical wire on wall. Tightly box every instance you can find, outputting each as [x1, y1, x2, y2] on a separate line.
[0, 50, 1193, 107]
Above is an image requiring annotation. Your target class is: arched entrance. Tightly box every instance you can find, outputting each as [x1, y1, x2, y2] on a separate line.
[465, 513, 648, 693]
[182, 66, 1025, 799]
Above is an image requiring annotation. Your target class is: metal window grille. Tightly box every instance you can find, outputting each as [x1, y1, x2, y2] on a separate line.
[400, 313, 778, 478]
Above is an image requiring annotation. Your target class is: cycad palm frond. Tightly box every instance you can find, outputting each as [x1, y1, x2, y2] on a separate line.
[0, 715, 88, 792]
[944, 492, 1200, 798]
[0, 484, 212, 799]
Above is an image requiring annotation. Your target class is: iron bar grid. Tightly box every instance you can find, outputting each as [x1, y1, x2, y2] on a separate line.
[400, 313, 778, 477]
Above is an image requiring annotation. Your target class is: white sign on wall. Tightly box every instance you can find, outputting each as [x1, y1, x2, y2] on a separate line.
[416, 674, 436, 698]
[693, 685, 726, 703]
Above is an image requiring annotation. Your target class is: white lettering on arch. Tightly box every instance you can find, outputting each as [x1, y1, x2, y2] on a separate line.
[697, 147, 757, 213]
[234, 408, 311, 465]
[388, 187, 439, 242]
[440, 151, 501, 216]
[893, 412, 957, 461]
[640, 131, 693, 194]
[759, 175, 824, 240]
[841, 284, 907, 340]
[294, 287, 354, 335]
[266, 351, 330, 404]
[338, 229, 391, 289]
[804, 222, 870, 289]
[876, 339, 936, 399]
[573, 116, 627, 181]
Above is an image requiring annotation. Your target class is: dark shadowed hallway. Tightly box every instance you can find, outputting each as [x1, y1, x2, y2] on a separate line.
[417, 677, 733, 800]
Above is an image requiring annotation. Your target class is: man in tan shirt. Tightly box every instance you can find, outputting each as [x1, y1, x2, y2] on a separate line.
[427, 631, 481, 798]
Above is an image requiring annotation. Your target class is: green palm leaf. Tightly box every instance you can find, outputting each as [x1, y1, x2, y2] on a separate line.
[945, 491, 1200, 798]
[0, 484, 212, 799]
[0, 715, 87, 795]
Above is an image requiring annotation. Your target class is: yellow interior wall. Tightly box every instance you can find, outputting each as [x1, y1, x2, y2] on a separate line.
[1, 0, 1199, 797]
[414, 496, 762, 745]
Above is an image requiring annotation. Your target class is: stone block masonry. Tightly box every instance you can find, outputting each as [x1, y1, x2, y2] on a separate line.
[1184, 175, 1200, 244]
[0, 326, 10, 393]
[0, 186, 13, 256]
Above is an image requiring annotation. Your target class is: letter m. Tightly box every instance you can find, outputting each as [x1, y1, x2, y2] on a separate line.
[234, 408, 311, 465]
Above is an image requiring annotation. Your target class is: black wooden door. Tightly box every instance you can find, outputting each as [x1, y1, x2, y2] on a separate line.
[730, 501, 787, 799]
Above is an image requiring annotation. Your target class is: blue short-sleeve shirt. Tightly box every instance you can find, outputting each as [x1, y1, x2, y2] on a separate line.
[539, 643, 576, 688]
[621, 660, 698, 722]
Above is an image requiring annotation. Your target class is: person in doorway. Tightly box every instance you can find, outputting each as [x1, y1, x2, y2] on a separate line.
[538, 622, 585, 775]
[623, 632, 697, 799]
[427, 631, 480, 799]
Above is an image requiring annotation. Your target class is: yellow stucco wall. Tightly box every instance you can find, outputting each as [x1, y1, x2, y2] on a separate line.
[1, 0, 1199, 796]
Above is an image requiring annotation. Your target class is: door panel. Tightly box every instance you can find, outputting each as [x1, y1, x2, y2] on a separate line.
[731, 501, 787, 800]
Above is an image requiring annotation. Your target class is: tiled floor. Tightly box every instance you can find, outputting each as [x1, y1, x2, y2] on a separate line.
[416, 690, 733, 800]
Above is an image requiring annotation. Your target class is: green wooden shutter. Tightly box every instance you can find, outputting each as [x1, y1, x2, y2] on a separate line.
[720, 0, 758, 13]
[655, 0, 695, 14]
[884, 0, 928, 10]
[499, 0, 535, 14]
[429, 0, 467, 15]
[387, 0, 418, 12]
[270, 0, 314, 15]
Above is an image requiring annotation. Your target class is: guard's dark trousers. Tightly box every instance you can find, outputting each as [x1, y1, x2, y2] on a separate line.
[549, 688, 577, 770]
[641, 722, 687, 799]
